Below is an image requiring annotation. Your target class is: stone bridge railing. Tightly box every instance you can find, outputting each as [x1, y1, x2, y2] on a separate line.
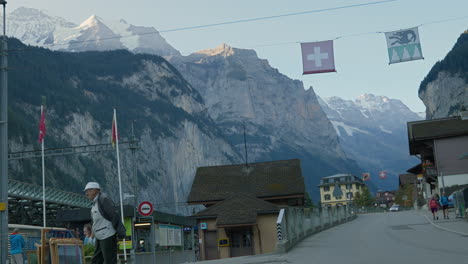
[276, 205, 356, 253]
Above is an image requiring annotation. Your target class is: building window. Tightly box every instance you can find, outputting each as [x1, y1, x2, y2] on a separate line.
[346, 184, 352, 190]
[323, 186, 330, 192]
[347, 192, 353, 199]
[355, 185, 360, 190]
[334, 178, 340, 183]
[324, 194, 331, 201]
[323, 179, 329, 184]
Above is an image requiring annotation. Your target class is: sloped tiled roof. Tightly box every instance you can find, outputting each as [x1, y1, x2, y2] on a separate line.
[187, 159, 304, 203]
[193, 195, 279, 226]
[408, 117, 468, 155]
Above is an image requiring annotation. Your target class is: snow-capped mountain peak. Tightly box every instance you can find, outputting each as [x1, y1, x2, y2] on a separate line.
[6, 7, 180, 56]
[79, 15, 104, 29]
[318, 93, 424, 191]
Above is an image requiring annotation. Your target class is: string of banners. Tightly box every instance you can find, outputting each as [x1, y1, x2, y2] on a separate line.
[301, 27, 424, 74]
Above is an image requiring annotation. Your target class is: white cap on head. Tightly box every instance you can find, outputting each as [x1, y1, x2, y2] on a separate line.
[84, 182, 101, 191]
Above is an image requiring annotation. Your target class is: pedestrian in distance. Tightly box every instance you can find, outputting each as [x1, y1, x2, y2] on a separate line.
[439, 192, 450, 219]
[84, 182, 126, 264]
[84, 223, 96, 246]
[10, 228, 25, 264]
[429, 195, 440, 220]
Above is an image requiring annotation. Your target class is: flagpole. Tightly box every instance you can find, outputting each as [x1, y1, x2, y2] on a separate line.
[114, 109, 127, 261]
[41, 105, 46, 228]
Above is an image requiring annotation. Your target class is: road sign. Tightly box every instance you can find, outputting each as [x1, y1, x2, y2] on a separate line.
[138, 201, 153, 216]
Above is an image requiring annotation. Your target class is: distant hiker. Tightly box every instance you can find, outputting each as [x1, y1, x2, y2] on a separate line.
[439, 192, 450, 219]
[84, 182, 126, 264]
[429, 196, 440, 220]
[10, 228, 25, 264]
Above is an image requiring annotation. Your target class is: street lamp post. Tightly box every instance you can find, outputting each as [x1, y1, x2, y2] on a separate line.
[0, 1, 8, 264]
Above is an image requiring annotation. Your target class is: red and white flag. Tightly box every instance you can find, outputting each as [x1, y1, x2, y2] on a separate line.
[301, 40, 336, 75]
[362, 173, 370, 181]
[112, 111, 118, 147]
[38, 106, 46, 143]
[379, 171, 387, 179]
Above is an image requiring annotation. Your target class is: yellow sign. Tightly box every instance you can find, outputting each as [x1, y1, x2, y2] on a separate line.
[0, 203, 5, 211]
[118, 240, 133, 250]
[417, 174, 423, 179]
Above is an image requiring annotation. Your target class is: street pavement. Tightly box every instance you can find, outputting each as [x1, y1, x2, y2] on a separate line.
[192, 210, 468, 264]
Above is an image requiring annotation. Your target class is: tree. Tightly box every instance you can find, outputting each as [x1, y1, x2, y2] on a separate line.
[354, 186, 374, 207]
[304, 192, 315, 208]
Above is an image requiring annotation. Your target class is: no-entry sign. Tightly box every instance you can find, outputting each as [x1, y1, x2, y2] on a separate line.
[138, 201, 153, 216]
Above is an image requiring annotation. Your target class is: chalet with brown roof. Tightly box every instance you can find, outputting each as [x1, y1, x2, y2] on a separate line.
[187, 159, 305, 260]
[407, 115, 468, 198]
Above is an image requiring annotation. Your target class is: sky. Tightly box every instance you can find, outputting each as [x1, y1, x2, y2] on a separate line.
[9, 0, 468, 112]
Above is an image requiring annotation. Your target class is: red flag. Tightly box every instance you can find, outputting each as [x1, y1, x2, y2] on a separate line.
[301, 40, 336, 75]
[112, 112, 117, 147]
[38, 106, 46, 143]
[379, 171, 387, 179]
[362, 173, 370, 181]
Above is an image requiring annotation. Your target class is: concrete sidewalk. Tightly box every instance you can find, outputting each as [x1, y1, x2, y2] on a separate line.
[414, 208, 468, 235]
[189, 253, 288, 264]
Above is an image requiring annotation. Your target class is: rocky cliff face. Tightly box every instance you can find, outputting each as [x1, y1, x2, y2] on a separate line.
[419, 32, 468, 119]
[7, 39, 239, 214]
[169, 44, 360, 200]
[319, 94, 422, 190]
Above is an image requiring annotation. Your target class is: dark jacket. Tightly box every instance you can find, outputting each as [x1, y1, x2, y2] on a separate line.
[97, 192, 127, 239]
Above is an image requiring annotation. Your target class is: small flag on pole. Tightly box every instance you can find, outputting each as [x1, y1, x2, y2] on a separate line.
[362, 173, 370, 181]
[379, 171, 387, 179]
[38, 106, 46, 143]
[301, 40, 336, 75]
[385, 27, 424, 64]
[112, 113, 117, 147]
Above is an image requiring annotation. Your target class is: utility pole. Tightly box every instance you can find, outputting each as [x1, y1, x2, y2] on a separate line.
[243, 122, 248, 167]
[130, 120, 138, 264]
[0, 2, 7, 264]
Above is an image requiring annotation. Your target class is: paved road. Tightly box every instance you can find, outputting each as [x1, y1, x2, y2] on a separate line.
[287, 211, 468, 264]
[194, 211, 468, 264]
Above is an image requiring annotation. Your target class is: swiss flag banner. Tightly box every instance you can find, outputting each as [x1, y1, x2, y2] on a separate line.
[301, 40, 336, 75]
[379, 171, 387, 179]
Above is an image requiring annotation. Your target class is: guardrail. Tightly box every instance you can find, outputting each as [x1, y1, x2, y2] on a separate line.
[276, 206, 356, 253]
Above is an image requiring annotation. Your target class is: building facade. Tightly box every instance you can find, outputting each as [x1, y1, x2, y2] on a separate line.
[318, 174, 365, 207]
[407, 116, 468, 197]
[187, 159, 305, 261]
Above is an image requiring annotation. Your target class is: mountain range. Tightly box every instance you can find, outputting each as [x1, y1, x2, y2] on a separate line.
[319, 94, 423, 190]
[3, 7, 435, 207]
[6, 7, 179, 56]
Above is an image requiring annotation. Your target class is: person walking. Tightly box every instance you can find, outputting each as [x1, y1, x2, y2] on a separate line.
[10, 228, 25, 264]
[429, 195, 440, 220]
[84, 182, 126, 264]
[439, 192, 450, 219]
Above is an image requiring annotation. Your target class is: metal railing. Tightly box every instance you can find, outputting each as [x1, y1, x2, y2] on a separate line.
[276, 205, 356, 253]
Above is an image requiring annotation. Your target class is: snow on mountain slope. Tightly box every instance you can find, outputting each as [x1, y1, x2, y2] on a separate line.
[5, 7, 180, 56]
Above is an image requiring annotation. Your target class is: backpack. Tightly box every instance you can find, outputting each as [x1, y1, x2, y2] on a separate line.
[440, 196, 449, 205]
[429, 199, 438, 208]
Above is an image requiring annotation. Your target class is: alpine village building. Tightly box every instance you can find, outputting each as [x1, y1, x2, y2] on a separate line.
[187, 159, 305, 261]
[318, 174, 365, 207]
